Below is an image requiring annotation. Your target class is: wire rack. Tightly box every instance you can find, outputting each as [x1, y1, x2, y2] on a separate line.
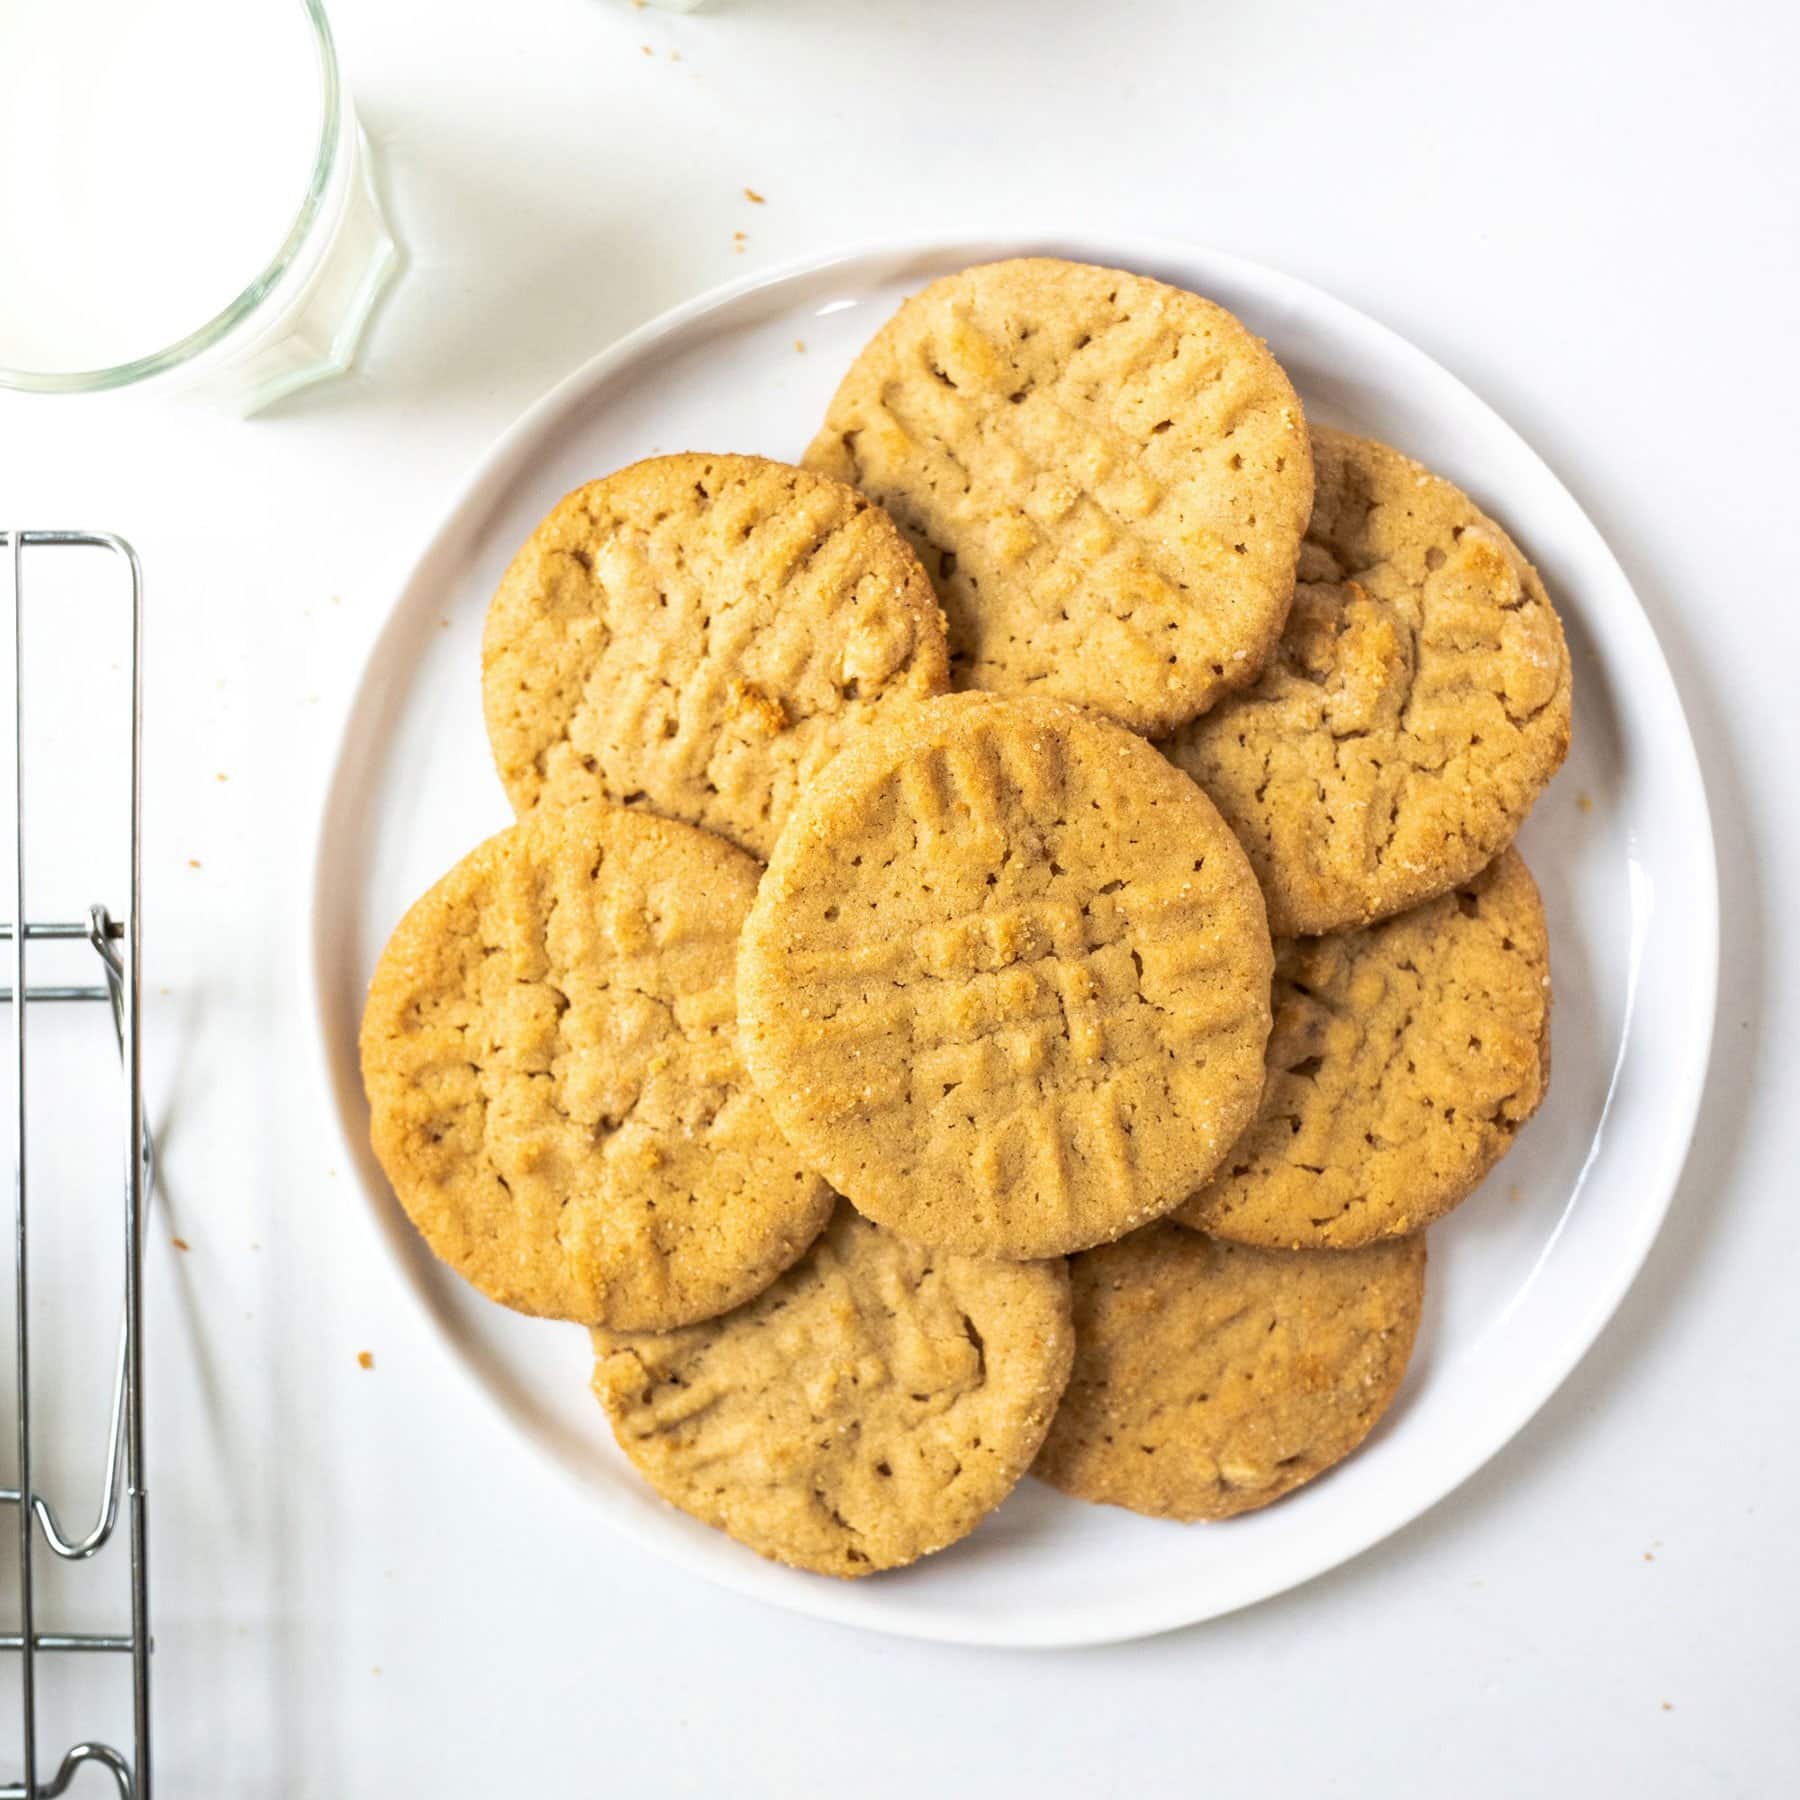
[1, 533, 151, 1800]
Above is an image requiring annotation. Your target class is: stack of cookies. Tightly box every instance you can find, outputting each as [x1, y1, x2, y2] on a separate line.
[360, 258, 1571, 1578]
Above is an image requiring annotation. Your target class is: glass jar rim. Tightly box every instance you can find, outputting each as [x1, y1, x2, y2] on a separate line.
[0, 0, 344, 395]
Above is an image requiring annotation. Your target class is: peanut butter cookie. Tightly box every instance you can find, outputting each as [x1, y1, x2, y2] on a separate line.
[1176, 849, 1550, 1249]
[483, 454, 949, 858]
[592, 1202, 1074, 1577]
[737, 693, 1274, 1259]
[805, 258, 1312, 734]
[1035, 1223, 1425, 1521]
[359, 802, 834, 1330]
[1162, 427, 1571, 935]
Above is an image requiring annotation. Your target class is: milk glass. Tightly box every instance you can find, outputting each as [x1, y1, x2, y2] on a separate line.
[0, 0, 399, 415]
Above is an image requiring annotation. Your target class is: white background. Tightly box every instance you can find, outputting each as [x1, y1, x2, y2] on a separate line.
[3, 1, 1797, 1794]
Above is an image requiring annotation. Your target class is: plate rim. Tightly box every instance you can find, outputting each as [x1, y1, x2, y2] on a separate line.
[307, 231, 1720, 1648]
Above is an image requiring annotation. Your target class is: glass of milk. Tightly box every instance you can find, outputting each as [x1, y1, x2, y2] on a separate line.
[0, 0, 399, 416]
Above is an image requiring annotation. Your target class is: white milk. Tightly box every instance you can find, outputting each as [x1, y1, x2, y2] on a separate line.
[0, 0, 325, 374]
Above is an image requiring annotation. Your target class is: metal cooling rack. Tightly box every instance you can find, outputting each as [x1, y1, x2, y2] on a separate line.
[1, 533, 151, 1799]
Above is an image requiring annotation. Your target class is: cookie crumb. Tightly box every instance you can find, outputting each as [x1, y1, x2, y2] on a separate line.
[357, 1351, 374, 1370]
[668, 49, 681, 61]
[1509, 1184, 1522, 1202]
[171, 1237, 190, 1253]
[744, 187, 765, 204]
[187, 858, 201, 870]
[216, 772, 228, 782]
[372, 1665, 382, 1676]
[640, 44, 653, 56]
[1577, 791, 1594, 813]
[1661, 1702, 1673, 1712]
[1643, 1550, 1655, 1561]
[794, 339, 806, 353]
[730, 678, 790, 736]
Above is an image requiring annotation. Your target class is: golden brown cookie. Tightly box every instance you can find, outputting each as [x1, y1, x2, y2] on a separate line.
[358, 802, 834, 1330]
[737, 692, 1274, 1260]
[482, 454, 950, 858]
[1035, 1223, 1425, 1520]
[1162, 426, 1572, 936]
[1176, 849, 1550, 1250]
[805, 258, 1313, 735]
[591, 1202, 1074, 1578]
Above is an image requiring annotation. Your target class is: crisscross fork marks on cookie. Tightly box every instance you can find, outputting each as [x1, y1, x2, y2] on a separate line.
[361, 803, 834, 1330]
[591, 1204, 1075, 1576]
[740, 693, 1275, 1259]
[1034, 1226, 1425, 1521]
[1163, 428, 1571, 935]
[805, 259, 1313, 733]
[483, 454, 949, 858]
[776, 743, 1247, 1120]
[867, 328, 1262, 660]
[1175, 848, 1551, 1250]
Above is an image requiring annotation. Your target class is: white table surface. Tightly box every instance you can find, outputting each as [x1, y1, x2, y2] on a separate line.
[4, 1, 1797, 1793]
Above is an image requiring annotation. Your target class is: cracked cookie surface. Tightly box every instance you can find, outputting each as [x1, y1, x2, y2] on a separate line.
[1034, 1222, 1425, 1521]
[483, 453, 949, 858]
[737, 692, 1274, 1259]
[804, 258, 1313, 735]
[1176, 848, 1550, 1249]
[359, 801, 834, 1329]
[1162, 427, 1571, 936]
[591, 1201, 1074, 1577]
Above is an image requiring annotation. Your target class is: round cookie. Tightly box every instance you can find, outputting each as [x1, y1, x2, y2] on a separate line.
[591, 1202, 1075, 1578]
[804, 258, 1313, 735]
[737, 692, 1275, 1260]
[1162, 426, 1571, 936]
[1034, 1223, 1425, 1521]
[482, 453, 950, 859]
[1176, 848, 1550, 1250]
[359, 801, 835, 1330]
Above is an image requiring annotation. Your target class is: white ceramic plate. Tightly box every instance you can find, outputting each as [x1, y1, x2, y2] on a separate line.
[311, 236, 1717, 1648]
